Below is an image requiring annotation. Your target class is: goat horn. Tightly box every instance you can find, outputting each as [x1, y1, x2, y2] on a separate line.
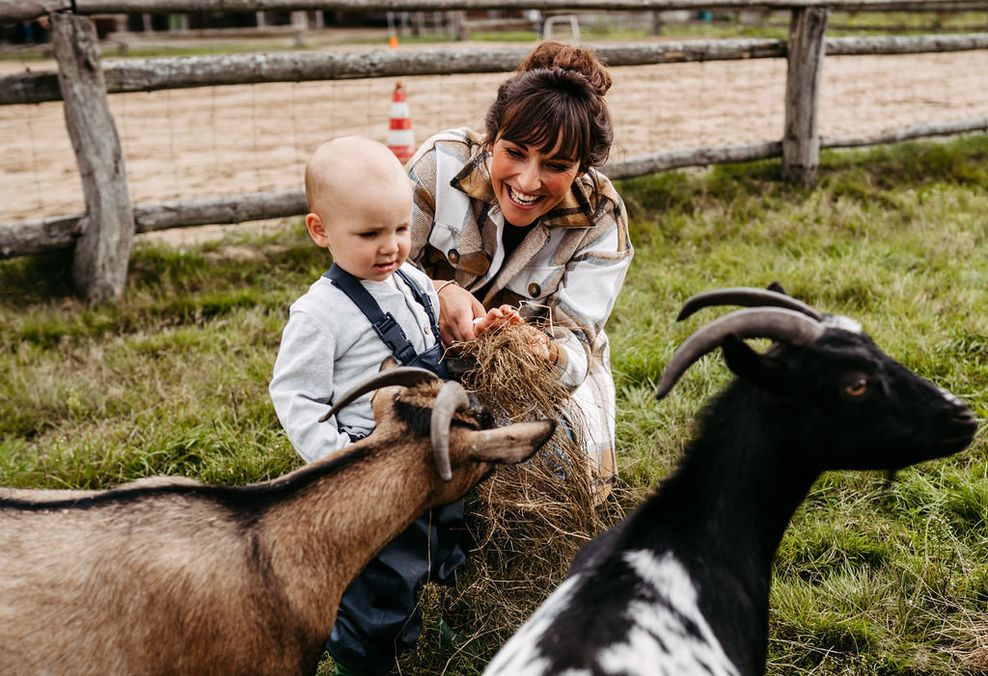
[318, 367, 440, 422]
[675, 287, 824, 322]
[430, 381, 470, 481]
[655, 308, 825, 400]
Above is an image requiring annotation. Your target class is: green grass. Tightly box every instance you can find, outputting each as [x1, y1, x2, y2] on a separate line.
[2, 135, 987, 673]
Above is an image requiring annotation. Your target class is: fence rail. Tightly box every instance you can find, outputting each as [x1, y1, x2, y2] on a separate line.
[4, 33, 987, 106]
[4, 0, 988, 21]
[1, 1, 987, 300]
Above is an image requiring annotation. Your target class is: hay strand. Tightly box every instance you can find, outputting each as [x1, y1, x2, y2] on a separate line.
[399, 322, 627, 672]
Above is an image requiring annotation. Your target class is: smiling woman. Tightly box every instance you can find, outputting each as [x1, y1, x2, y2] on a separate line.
[406, 41, 633, 498]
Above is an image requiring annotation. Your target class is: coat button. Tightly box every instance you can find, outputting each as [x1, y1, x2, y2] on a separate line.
[528, 282, 541, 298]
[447, 249, 460, 264]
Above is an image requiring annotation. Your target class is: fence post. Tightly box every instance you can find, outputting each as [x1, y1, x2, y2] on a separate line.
[783, 7, 828, 188]
[51, 12, 134, 302]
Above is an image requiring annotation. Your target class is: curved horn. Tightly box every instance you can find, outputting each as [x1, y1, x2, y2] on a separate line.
[676, 287, 824, 322]
[655, 308, 825, 400]
[430, 380, 471, 481]
[318, 367, 440, 422]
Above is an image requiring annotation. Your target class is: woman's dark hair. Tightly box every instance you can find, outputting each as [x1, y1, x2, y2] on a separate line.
[485, 42, 613, 172]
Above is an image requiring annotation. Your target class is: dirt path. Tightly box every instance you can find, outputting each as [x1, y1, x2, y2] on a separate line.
[2, 43, 986, 232]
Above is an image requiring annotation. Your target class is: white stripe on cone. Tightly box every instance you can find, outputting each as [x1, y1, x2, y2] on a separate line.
[387, 130, 415, 146]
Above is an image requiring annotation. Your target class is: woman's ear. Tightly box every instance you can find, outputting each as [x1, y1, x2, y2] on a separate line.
[305, 212, 330, 248]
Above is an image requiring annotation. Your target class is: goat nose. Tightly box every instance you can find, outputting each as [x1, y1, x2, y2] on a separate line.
[948, 407, 978, 427]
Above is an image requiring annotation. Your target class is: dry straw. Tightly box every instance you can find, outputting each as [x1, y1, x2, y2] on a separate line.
[406, 322, 627, 670]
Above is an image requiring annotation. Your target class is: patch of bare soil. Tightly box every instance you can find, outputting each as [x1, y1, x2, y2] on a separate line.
[1, 42, 986, 247]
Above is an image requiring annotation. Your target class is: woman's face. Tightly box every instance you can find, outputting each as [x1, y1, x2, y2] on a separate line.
[489, 135, 582, 228]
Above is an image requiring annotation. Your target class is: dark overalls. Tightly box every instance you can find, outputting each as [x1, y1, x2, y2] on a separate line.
[323, 264, 466, 675]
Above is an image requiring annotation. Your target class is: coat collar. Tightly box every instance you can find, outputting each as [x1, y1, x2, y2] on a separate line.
[449, 142, 597, 230]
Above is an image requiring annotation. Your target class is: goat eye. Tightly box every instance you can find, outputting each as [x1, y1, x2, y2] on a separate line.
[842, 378, 868, 398]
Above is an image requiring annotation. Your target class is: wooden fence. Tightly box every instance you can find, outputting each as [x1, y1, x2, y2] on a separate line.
[1, 0, 987, 301]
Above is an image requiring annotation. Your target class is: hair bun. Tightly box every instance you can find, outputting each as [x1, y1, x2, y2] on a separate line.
[518, 41, 612, 97]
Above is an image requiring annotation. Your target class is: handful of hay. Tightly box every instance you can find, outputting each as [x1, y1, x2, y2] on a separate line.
[405, 322, 626, 671]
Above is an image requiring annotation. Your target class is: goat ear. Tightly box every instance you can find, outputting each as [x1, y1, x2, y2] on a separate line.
[466, 421, 556, 466]
[721, 336, 784, 392]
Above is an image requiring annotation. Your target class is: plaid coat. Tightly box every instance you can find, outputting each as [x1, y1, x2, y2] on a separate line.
[407, 128, 633, 488]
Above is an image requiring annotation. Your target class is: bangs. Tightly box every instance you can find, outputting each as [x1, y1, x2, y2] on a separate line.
[500, 91, 590, 164]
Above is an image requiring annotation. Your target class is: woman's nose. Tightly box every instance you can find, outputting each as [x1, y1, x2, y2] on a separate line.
[517, 161, 541, 192]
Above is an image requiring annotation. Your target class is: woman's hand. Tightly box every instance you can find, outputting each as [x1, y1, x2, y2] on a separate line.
[435, 281, 486, 344]
[526, 328, 559, 364]
[473, 305, 523, 336]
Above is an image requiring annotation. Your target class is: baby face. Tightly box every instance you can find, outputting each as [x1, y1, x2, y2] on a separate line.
[323, 193, 412, 282]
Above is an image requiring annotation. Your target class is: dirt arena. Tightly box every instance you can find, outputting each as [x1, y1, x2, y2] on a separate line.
[1, 41, 986, 229]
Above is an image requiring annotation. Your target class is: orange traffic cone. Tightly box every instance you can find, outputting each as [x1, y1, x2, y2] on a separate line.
[387, 82, 416, 164]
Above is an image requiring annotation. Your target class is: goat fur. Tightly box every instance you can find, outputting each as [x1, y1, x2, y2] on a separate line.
[485, 303, 978, 676]
[0, 381, 555, 675]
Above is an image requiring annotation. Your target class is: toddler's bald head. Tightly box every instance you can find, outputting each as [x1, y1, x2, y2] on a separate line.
[305, 137, 411, 220]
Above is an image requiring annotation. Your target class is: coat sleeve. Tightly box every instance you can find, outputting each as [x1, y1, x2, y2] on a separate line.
[269, 311, 352, 462]
[545, 195, 633, 390]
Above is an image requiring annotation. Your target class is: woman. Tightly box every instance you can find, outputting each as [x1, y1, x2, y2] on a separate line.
[408, 41, 633, 494]
[326, 42, 632, 676]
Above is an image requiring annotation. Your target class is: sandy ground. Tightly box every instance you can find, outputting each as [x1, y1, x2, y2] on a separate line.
[1, 39, 986, 241]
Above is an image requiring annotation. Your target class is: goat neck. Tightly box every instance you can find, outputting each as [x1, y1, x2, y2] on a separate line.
[633, 381, 818, 674]
[256, 388, 553, 670]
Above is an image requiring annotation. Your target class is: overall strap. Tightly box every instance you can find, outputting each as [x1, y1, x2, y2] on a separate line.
[394, 267, 443, 347]
[323, 264, 418, 365]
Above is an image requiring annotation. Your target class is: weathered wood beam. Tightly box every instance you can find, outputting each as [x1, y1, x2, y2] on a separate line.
[826, 33, 988, 54]
[1, 191, 306, 259]
[3, 0, 987, 21]
[0, 215, 80, 259]
[8, 33, 988, 106]
[603, 141, 783, 179]
[0, 0, 71, 21]
[0, 40, 771, 104]
[783, 7, 828, 188]
[52, 13, 135, 303]
[135, 190, 306, 232]
[822, 117, 988, 148]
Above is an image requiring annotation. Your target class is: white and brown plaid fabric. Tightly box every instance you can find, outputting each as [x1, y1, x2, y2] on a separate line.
[408, 128, 634, 493]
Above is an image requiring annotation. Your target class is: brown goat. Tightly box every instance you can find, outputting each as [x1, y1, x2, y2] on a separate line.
[0, 368, 555, 675]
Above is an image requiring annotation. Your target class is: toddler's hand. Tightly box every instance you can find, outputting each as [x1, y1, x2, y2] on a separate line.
[473, 305, 523, 336]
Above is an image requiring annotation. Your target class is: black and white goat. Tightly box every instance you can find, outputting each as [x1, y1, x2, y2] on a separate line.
[0, 368, 555, 676]
[484, 287, 979, 676]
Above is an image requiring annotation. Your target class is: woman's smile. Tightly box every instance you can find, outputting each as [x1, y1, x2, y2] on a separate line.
[506, 185, 544, 208]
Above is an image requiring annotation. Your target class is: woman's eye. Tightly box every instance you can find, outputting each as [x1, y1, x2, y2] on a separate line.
[506, 148, 524, 159]
[547, 163, 570, 173]
[358, 232, 376, 239]
[843, 378, 868, 398]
